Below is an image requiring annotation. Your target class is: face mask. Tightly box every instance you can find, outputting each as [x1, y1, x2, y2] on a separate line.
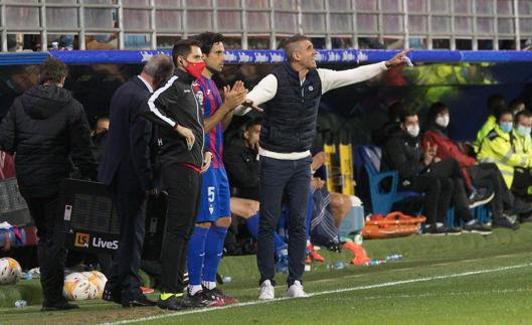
[406, 124, 420, 137]
[500, 122, 513, 133]
[184, 60, 206, 79]
[435, 114, 450, 128]
[517, 125, 531, 137]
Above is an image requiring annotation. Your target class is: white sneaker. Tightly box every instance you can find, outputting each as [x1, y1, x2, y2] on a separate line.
[286, 280, 308, 298]
[258, 280, 275, 300]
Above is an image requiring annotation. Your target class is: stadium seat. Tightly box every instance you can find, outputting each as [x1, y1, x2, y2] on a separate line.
[357, 145, 421, 216]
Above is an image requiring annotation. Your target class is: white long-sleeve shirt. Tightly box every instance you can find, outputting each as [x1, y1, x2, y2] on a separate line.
[236, 61, 388, 160]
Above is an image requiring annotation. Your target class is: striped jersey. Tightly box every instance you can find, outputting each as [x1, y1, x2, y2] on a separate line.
[193, 76, 224, 168]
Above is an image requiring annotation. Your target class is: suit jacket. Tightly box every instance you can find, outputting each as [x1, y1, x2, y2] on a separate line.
[98, 76, 155, 192]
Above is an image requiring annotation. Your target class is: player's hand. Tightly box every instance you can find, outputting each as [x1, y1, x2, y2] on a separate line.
[200, 151, 212, 173]
[175, 124, 195, 150]
[241, 99, 264, 113]
[222, 81, 248, 111]
[385, 49, 412, 68]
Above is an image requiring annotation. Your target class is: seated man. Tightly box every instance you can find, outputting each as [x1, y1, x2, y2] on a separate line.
[382, 109, 484, 234]
[422, 102, 516, 229]
[478, 109, 532, 219]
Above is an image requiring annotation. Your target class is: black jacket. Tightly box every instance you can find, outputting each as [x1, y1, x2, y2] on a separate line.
[0, 84, 97, 198]
[146, 69, 204, 168]
[98, 77, 155, 191]
[223, 136, 260, 200]
[261, 62, 322, 153]
[381, 130, 427, 180]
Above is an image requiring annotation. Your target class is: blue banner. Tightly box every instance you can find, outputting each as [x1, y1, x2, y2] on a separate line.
[0, 49, 532, 66]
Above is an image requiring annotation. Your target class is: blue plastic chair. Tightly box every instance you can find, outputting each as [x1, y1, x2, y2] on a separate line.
[358, 145, 421, 215]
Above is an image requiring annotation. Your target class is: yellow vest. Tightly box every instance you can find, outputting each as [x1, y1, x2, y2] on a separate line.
[477, 125, 531, 189]
[473, 115, 497, 153]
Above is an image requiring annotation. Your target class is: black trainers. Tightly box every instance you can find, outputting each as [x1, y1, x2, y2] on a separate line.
[469, 189, 495, 209]
[423, 224, 447, 236]
[180, 291, 209, 309]
[102, 282, 122, 304]
[122, 294, 156, 308]
[202, 287, 238, 306]
[463, 220, 492, 235]
[157, 294, 184, 311]
[41, 301, 79, 312]
[493, 216, 520, 230]
[445, 226, 463, 236]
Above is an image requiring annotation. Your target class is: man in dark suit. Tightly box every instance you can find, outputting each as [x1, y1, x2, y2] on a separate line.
[98, 54, 174, 307]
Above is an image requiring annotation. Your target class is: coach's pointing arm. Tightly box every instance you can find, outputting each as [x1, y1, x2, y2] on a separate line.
[234, 49, 410, 116]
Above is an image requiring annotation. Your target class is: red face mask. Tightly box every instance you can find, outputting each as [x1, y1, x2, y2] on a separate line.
[184, 60, 206, 79]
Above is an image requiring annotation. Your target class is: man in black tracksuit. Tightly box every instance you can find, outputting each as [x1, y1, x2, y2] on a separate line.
[0, 58, 97, 311]
[146, 39, 211, 310]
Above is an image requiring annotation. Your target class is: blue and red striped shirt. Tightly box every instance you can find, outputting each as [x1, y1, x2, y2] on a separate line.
[194, 76, 224, 169]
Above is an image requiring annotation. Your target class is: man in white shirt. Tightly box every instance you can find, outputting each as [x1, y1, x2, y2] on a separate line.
[237, 34, 409, 299]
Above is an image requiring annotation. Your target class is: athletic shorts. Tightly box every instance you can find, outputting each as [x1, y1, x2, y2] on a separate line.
[196, 166, 231, 222]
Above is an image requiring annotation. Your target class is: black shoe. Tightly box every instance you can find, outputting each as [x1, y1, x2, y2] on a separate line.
[423, 224, 447, 236]
[122, 294, 157, 308]
[463, 220, 492, 235]
[202, 287, 238, 306]
[157, 294, 184, 311]
[469, 189, 495, 209]
[493, 216, 520, 230]
[180, 291, 209, 309]
[446, 226, 463, 235]
[103, 283, 122, 305]
[41, 301, 79, 312]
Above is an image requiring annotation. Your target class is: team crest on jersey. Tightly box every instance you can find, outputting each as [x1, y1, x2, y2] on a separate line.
[195, 90, 204, 105]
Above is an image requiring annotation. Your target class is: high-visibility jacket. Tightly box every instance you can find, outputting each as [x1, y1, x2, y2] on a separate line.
[477, 125, 532, 189]
[473, 115, 497, 153]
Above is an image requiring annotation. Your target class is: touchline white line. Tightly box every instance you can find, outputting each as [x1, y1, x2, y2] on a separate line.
[102, 262, 532, 325]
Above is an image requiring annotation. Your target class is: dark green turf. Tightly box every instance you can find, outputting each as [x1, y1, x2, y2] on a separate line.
[2, 224, 532, 324]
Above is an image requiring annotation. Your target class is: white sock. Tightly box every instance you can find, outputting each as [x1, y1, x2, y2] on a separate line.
[202, 281, 216, 290]
[188, 284, 202, 296]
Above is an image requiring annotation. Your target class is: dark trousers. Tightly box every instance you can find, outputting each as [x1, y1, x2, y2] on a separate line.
[257, 155, 311, 286]
[24, 195, 66, 305]
[401, 175, 453, 225]
[107, 182, 147, 302]
[430, 159, 473, 222]
[159, 164, 201, 293]
[469, 163, 510, 219]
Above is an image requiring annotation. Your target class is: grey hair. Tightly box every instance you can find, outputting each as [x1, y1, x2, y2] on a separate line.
[142, 54, 174, 84]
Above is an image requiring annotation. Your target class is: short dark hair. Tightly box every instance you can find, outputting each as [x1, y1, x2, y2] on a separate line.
[428, 102, 448, 121]
[281, 34, 311, 62]
[39, 57, 68, 84]
[244, 116, 262, 130]
[515, 110, 532, 123]
[399, 108, 417, 124]
[172, 39, 202, 66]
[495, 106, 513, 121]
[387, 101, 407, 122]
[192, 32, 224, 56]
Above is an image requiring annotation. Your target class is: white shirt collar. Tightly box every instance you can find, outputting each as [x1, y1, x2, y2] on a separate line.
[137, 75, 154, 93]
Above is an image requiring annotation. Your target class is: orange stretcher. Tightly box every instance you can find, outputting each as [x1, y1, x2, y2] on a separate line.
[361, 212, 426, 239]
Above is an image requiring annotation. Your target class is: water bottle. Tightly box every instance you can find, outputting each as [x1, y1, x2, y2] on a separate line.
[385, 254, 403, 262]
[15, 300, 27, 309]
[222, 276, 232, 284]
[334, 261, 345, 270]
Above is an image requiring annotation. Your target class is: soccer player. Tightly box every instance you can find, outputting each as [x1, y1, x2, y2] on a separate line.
[186, 32, 247, 305]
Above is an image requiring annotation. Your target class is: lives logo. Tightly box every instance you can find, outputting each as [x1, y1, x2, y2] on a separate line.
[74, 232, 119, 250]
[74, 232, 90, 248]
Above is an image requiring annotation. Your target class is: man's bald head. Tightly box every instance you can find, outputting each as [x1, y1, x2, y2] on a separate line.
[142, 54, 175, 88]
